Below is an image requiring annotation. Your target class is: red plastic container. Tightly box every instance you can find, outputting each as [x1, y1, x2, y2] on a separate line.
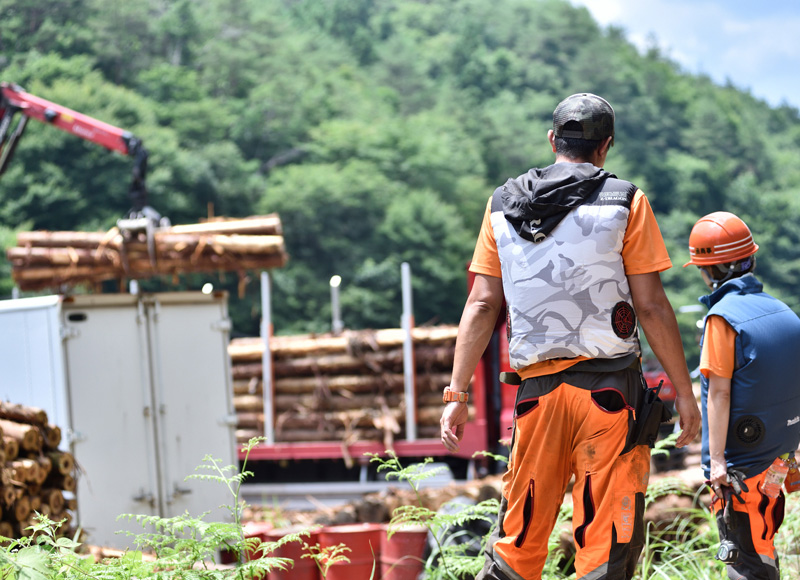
[265, 525, 320, 580]
[318, 523, 382, 580]
[380, 525, 429, 580]
[218, 520, 274, 564]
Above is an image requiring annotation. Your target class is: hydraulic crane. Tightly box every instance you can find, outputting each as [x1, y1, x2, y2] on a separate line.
[0, 81, 168, 253]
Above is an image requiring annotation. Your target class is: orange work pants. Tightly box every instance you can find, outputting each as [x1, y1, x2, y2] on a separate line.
[477, 370, 650, 580]
[712, 468, 785, 580]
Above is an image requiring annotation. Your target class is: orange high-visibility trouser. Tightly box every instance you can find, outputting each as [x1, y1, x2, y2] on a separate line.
[477, 368, 650, 580]
[712, 468, 785, 580]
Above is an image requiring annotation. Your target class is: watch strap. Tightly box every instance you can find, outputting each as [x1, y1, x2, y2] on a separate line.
[443, 386, 469, 403]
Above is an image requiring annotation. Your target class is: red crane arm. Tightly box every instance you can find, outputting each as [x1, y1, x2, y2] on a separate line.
[0, 81, 138, 155]
[0, 81, 157, 222]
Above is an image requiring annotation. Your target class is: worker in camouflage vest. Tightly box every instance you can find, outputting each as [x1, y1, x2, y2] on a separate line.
[441, 93, 700, 580]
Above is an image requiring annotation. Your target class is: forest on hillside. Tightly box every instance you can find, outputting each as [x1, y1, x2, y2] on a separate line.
[2, 0, 800, 367]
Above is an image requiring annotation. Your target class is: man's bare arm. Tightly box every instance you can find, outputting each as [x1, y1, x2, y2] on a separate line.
[441, 273, 504, 452]
[628, 272, 701, 447]
[707, 372, 731, 496]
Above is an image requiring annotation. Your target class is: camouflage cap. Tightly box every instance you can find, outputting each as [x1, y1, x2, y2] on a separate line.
[553, 93, 615, 144]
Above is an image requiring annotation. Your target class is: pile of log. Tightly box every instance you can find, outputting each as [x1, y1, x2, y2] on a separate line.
[7, 214, 289, 291]
[229, 326, 465, 447]
[0, 402, 77, 541]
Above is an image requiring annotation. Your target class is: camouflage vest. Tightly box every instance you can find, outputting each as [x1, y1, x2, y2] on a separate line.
[490, 177, 641, 369]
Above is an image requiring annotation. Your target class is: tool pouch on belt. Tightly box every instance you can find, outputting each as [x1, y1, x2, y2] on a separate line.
[621, 375, 673, 455]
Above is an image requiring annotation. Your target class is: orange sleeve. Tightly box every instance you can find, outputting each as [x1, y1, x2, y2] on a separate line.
[621, 190, 672, 275]
[468, 198, 502, 278]
[700, 315, 737, 379]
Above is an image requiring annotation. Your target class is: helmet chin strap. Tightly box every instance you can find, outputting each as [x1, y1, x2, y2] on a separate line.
[710, 256, 754, 289]
[711, 264, 736, 290]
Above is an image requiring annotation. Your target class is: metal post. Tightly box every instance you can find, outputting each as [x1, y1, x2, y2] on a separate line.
[330, 275, 343, 335]
[401, 262, 417, 441]
[260, 271, 275, 445]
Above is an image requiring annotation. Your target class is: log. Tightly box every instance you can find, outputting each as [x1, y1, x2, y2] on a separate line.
[44, 473, 76, 493]
[12, 495, 31, 522]
[0, 521, 12, 539]
[15, 216, 283, 247]
[229, 326, 459, 361]
[232, 377, 262, 395]
[274, 374, 405, 395]
[1, 486, 17, 506]
[236, 413, 264, 430]
[18, 515, 36, 537]
[232, 362, 265, 381]
[10, 216, 290, 291]
[15, 230, 117, 249]
[274, 409, 404, 432]
[236, 392, 407, 414]
[271, 350, 404, 377]
[42, 424, 62, 449]
[266, 346, 455, 378]
[3, 436, 19, 461]
[9, 459, 40, 483]
[48, 451, 75, 476]
[273, 428, 385, 443]
[40, 488, 65, 514]
[154, 233, 286, 254]
[12, 254, 288, 285]
[273, 393, 403, 413]
[168, 214, 283, 235]
[36, 456, 53, 484]
[235, 429, 263, 444]
[0, 420, 42, 452]
[233, 395, 264, 413]
[0, 402, 48, 426]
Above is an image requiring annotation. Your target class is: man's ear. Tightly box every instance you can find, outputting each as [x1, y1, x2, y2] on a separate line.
[548, 129, 556, 153]
[599, 135, 613, 156]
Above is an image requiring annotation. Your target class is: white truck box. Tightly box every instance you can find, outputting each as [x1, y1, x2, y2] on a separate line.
[0, 291, 237, 549]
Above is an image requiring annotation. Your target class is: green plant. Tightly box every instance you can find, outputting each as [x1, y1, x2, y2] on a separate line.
[368, 451, 499, 580]
[6, 441, 800, 580]
[301, 541, 360, 579]
[0, 437, 321, 580]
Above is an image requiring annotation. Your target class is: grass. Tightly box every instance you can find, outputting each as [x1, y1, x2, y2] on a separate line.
[2, 438, 800, 580]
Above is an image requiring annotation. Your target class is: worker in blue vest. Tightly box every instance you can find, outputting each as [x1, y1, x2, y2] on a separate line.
[685, 211, 800, 580]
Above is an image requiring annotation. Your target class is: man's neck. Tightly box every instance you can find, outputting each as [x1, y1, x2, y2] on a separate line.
[554, 154, 598, 166]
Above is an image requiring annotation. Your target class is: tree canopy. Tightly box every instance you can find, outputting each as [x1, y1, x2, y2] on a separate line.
[3, 0, 800, 367]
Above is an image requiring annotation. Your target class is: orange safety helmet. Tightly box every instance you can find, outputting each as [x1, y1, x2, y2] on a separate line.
[683, 211, 759, 267]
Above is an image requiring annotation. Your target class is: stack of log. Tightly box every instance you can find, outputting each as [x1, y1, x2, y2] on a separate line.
[229, 326, 465, 447]
[7, 214, 289, 291]
[0, 402, 77, 540]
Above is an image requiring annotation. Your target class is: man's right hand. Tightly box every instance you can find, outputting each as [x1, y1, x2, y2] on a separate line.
[673, 393, 701, 448]
[440, 402, 469, 452]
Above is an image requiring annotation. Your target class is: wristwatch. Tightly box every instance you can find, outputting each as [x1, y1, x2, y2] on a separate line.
[443, 386, 469, 404]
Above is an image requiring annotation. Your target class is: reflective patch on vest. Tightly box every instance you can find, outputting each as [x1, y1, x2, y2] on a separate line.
[612, 301, 636, 339]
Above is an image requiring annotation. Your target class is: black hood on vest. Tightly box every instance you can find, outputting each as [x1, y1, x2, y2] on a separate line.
[500, 162, 613, 243]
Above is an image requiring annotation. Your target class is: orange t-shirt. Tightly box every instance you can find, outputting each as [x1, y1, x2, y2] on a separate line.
[469, 189, 672, 378]
[699, 315, 737, 379]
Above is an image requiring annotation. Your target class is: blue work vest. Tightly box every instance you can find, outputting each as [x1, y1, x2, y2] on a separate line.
[699, 275, 800, 478]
